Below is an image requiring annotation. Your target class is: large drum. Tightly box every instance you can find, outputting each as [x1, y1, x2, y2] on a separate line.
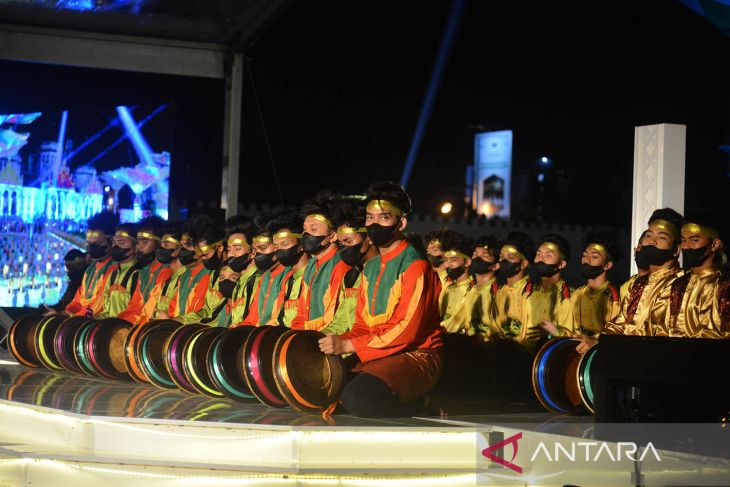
[576, 345, 598, 414]
[137, 320, 184, 389]
[7, 315, 45, 368]
[123, 324, 152, 384]
[532, 337, 585, 414]
[164, 323, 206, 394]
[182, 327, 226, 398]
[240, 326, 289, 408]
[273, 330, 346, 413]
[207, 326, 257, 402]
[73, 319, 102, 377]
[34, 315, 68, 371]
[77, 318, 133, 380]
[54, 316, 92, 374]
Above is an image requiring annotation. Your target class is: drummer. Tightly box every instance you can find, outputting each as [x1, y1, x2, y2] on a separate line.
[135, 215, 171, 303]
[424, 228, 451, 285]
[138, 222, 185, 324]
[97, 222, 142, 322]
[319, 181, 443, 417]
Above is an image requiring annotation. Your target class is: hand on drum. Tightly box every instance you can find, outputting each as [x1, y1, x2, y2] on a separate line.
[573, 334, 597, 354]
[541, 320, 559, 337]
[156, 311, 170, 319]
[318, 334, 354, 355]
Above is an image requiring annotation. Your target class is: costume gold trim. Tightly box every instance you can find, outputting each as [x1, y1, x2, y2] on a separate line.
[198, 240, 223, 254]
[443, 250, 469, 260]
[366, 199, 404, 217]
[540, 241, 565, 260]
[501, 245, 526, 261]
[586, 243, 611, 260]
[227, 237, 248, 246]
[114, 230, 135, 241]
[306, 214, 333, 228]
[252, 235, 272, 244]
[85, 230, 109, 241]
[137, 231, 161, 241]
[161, 235, 180, 246]
[650, 218, 680, 240]
[273, 231, 302, 240]
[336, 226, 366, 236]
[682, 223, 719, 239]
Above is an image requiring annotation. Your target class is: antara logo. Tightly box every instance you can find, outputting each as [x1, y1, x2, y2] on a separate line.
[530, 441, 662, 463]
[481, 432, 523, 473]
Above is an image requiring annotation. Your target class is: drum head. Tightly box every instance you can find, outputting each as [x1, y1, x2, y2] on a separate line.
[164, 324, 206, 394]
[88, 318, 132, 380]
[532, 337, 584, 414]
[273, 330, 346, 413]
[34, 315, 67, 371]
[182, 327, 225, 398]
[73, 320, 101, 378]
[54, 317, 91, 374]
[240, 326, 289, 408]
[8, 315, 45, 368]
[577, 345, 598, 414]
[139, 321, 184, 389]
[207, 326, 256, 401]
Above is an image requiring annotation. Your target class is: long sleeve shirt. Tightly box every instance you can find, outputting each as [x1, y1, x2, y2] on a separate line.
[527, 279, 574, 338]
[65, 257, 115, 317]
[97, 259, 142, 323]
[342, 240, 443, 362]
[268, 266, 306, 327]
[322, 270, 361, 336]
[138, 266, 186, 324]
[464, 277, 499, 340]
[170, 263, 211, 318]
[229, 265, 261, 327]
[138, 261, 172, 302]
[242, 263, 288, 326]
[177, 268, 226, 325]
[494, 275, 536, 349]
[438, 276, 474, 334]
[570, 281, 620, 337]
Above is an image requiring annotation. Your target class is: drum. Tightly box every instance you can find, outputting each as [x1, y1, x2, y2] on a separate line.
[137, 320, 184, 389]
[84, 318, 133, 380]
[239, 326, 289, 408]
[123, 324, 151, 384]
[182, 327, 226, 398]
[7, 315, 45, 368]
[54, 316, 92, 374]
[163, 323, 206, 394]
[532, 337, 585, 414]
[33, 315, 67, 371]
[207, 326, 257, 402]
[73, 319, 102, 377]
[577, 345, 598, 414]
[273, 330, 346, 413]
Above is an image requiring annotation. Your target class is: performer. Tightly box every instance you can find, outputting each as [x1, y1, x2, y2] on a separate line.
[533, 234, 574, 339]
[319, 182, 443, 417]
[569, 232, 621, 338]
[659, 210, 729, 337]
[97, 223, 142, 322]
[621, 231, 651, 301]
[463, 235, 501, 341]
[424, 228, 451, 284]
[139, 224, 185, 324]
[65, 211, 118, 317]
[135, 215, 171, 303]
[438, 232, 474, 335]
[47, 249, 87, 313]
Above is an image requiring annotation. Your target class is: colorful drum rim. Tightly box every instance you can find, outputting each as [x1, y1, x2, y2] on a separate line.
[577, 345, 598, 414]
[273, 330, 345, 413]
[241, 326, 288, 408]
[182, 327, 225, 398]
[164, 324, 205, 393]
[87, 319, 131, 380]
[34, 315, 67, 371]
[138, 321, 183, 389]
[207, 326, 256, 401]
[8, 315, 44, 368]
[532, 337, 584, 414]
[53, 317, 90, 374]
[124, 324, 151, 384]
[73, 320, 101, 378]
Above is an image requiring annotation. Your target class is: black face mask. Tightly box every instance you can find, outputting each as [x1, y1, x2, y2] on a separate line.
[218, 279, 237, 299]
[301, 232, 329, 255]
[427, 254, 444, 267]
[66, 264, 87, 281]
[155, 248, 175, 264]
[366, 223, 399, 246]
[640, 245, 676, 267]
[177, 248, 198, 266]
[446, 266, 466, 281]
[581, 263, 605, 280]
[634, 247, 651, 271]
[339, 241, 365, 267]
[110, 245, 132, 262]
[534, 261, 561, 278]
[276, 246, 304, 267]
[227, 254, 251, 273]
[470, 257, 494, 275]
[682, 245, 711, 270]
[202, 252, 222, 271]
[254, 252, 276, 271]
[496, 259, 521, 280]
[135, 250, 156, 267]
[87, 242, 108, 260]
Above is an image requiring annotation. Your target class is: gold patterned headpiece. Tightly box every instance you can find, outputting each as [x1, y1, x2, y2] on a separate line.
[500, 245, 526, 261]
[682, 223, 719, 240]
[161, 235, 180, 246]
[137, 231, 161, 241]
[85, 230, 110, 241]
[306, 214, 333, 229]
[252, 235, 272, 245]
[366, 199, 404, 218]
[273, 231, 302, 240]
[649, 219, 680, 241]
[428, 239, 442, 248]
[337, 226, 366, 237]
[540, 241, 566, 260]
[227, 236, 249, 247]
[197, 240, 223, 254]
[181, 233, 193, 245]
[114, 230, 136, 241]
[586, 243, 611, 260]
[443, 249, 469, 260]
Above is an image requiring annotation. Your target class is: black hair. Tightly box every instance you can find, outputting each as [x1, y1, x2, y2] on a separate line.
[64, 249, 86, 262]
[300, 190, 341, 229]
[199, 224, 225, 246]
[440, 230, 472, 257]
[583, 229, 622, 263]
[473, 235, 501, 261]
[503, 231, 535, 262]
[87, 211, 119, 237]
[424, 228, 451, 250]
[648, 208, 684, 246]
[183, 214, 215, 244]
[330, 195, 366, 229]
[365, 181, 412, 217]
[115, 222, 139, 240]
[538, 233, 571, 261]
[404, 232, 427, 259]
[266, 209, 304, 235]
[137, 215, 165, 237]
[684, 209, 725, 244]
[162, 221, 183, 242]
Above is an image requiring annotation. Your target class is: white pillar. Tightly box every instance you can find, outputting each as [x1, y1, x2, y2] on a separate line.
[631, 123, 686, 273]
[220, 52, 243, 218]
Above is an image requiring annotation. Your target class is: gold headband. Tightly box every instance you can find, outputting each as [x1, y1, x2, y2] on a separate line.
[443, 250, 469, 260]
[85, 230, 109, 241]
[540, 242, 565, 260]
[219, 265, 234, 275]
[501, 245, 526, 261]
[649, 219, 680, 240]
[682, 223, 719, 240]
[137, 231, 161, 241]
[307, 214, 334, 228]
[227, 237, 249, 246]
[181, 233, 193, 244]
[115, 230, 135, 241]
[366, 199, 404, 217]
[198, 240, 222, 254]
[428, 239, 441, 247]
[252, 235, 271, 244]
[586, 243, 611, 260]
[162, 235, 180, 246]
[337, 226, 366, 236]
[273, 231, 302, 240]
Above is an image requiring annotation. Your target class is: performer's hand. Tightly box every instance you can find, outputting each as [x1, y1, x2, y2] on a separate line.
[541, 320, 559, 337]
[318, 334, 354, 355]
[42, 305, 56, 316]
[573, 334, 597, 354]
[156, 311, 170, 319]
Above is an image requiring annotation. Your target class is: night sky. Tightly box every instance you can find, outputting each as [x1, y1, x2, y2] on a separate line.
[1, 0, 727, 226]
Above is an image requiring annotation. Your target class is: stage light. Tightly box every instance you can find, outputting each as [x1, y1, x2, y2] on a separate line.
[539, 156, 552, 166]
[440, 202, 453, 214]
[104, 186, 111, 192]
[537, 173, 545, 183]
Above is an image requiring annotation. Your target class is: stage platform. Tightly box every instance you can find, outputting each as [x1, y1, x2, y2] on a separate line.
[0, 355, 728, 487]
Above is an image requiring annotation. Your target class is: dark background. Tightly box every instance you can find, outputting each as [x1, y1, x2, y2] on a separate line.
[1, 0, 727, 225]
